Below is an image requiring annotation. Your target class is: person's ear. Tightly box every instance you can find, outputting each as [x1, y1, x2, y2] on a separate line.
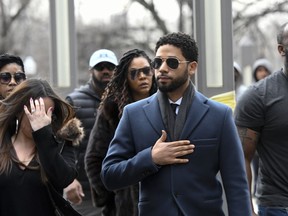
[278, 44, 286, 56]
[188, 61, 198, 76]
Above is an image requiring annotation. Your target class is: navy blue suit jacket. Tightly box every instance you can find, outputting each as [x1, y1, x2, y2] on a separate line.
[101, 91, 252, 216]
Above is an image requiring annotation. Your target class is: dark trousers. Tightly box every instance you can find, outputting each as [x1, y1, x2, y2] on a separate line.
[259, 206, 288, 216]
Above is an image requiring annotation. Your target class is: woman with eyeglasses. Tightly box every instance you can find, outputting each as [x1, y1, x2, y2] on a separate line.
[85, 49, 157, 216]
[0, 78, 84, 216]
[0, 53, 26, 100]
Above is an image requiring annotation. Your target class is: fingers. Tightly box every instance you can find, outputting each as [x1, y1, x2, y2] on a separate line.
[34, 98, 40, 112]
[30, 98, 36, 114]
[170, 141, 194, 161]
[78, 185, 85, 198]
[64, 180, 84, 205]
[23, 105, 30, 115]
[26, 97, 52, 115]
[175, 141, 195, 150]
[24, 98, 38, 116]
[39, 97, 45, 112]
[173, 158, 190, 163]
[157, 130, 167, 143]
[32, 97, 44, 114]
[174, 144, 195, 156]
[152, 130, 195, 166]
[66, 190, 82, 204]
[26, 98, 41, 115]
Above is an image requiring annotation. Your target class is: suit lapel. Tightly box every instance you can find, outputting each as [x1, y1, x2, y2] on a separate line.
[180, 92, 209, 139]
[142, 93, 210, 140]
[143, 94, 165, 137]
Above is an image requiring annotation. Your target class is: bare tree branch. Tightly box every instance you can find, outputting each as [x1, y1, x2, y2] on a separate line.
[233, 0, 288, 35]
[132, 0, 169, 34]
[0, 0, 31, 53]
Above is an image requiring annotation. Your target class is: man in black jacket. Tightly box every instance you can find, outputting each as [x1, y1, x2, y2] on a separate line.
[65, 49, 118, 216]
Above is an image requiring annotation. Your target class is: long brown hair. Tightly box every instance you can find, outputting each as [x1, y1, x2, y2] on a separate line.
[0, 79, 75, 174]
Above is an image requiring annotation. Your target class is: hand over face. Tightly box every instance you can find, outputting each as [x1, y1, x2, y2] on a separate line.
[24, 97, 54, 131]
[151, 130, 195, 166]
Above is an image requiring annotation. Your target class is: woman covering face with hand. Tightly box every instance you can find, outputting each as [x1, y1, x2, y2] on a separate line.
[0, 79, 84, 216]
[85, 49, 157, 216]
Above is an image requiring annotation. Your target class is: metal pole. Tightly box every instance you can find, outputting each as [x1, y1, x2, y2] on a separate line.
[193, 0, 234, 97]
[49, 0, 78, 91]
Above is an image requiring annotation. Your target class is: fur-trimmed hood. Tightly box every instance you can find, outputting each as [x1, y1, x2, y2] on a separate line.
[56, 117, 84, 146]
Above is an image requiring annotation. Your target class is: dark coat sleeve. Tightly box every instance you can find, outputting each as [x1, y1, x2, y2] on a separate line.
[85, 110, 116, 207]
[32, 124, 77, 190]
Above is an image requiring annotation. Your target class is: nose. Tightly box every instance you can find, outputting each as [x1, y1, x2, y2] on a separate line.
[102, 68, 109, 73]
[158, 60, 169, 72]
[138, 71, 146, 79]
[8, 76, 17, 85]
[101, 68, 112, 75]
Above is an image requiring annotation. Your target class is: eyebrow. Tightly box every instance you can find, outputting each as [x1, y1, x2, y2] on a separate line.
[0, 71, 24, 73]
[129, 66, 150, 70]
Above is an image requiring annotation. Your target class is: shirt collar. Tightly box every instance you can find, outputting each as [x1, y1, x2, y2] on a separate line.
[168, 97, 182, 106]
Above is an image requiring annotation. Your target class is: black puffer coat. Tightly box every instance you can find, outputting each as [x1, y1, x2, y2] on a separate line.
[66, 80, 102, 195]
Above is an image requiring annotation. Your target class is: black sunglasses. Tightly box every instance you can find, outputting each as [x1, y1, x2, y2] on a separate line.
[0, 72, 26, 85]
[152, 57, 190, 70]
[129, 67, 152, 80]
[94, 62, 115, 71]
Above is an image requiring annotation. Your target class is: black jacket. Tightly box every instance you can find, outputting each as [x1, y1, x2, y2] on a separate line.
[85, 98, 138, 216]
[66, 80, 102, 193]
[0, 119, 83, 216]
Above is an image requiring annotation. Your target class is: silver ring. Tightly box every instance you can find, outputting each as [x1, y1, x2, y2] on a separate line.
[31, 109, 35, 113]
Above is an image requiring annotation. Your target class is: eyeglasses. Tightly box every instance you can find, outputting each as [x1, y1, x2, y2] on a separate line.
[152, 57, 190, 70]
[94, 62, 116, 71]
[129, 67, 152, 80]
[0, 72, 26, 85]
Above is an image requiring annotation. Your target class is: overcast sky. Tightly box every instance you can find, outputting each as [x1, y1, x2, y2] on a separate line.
[74, 0, 180, 26]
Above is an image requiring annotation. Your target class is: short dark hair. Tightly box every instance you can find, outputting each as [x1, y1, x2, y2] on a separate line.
[0, 53, 25, 72]
[155, 32, 198, 62]
[277, 22, 288, 44]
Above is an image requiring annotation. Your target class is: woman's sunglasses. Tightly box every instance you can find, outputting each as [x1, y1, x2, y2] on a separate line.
[152, 57, 190, 70]
[0, 72, 26, 85]
[129, 67, 152, 80]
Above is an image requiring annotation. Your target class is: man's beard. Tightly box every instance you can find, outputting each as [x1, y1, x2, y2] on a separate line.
[285, 47, 288, 74]
[92, 74, 109, 90]
[157, 69, 189, 93]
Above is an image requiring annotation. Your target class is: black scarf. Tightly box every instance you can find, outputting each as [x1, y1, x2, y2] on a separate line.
[157, 81, 195, 141]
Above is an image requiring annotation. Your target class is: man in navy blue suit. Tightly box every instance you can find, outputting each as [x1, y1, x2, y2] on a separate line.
[101, 32, 252, 216]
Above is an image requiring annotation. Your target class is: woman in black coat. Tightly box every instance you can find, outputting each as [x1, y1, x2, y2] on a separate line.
[0, 79, 83, 216]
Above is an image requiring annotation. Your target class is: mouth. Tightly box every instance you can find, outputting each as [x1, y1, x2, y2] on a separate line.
[6, 89, 14, 96]
[7, 88, 14, 93]
[139, 82, 149, 88]
[102, 76, 111, 81]
[157, 75, 171, 82]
